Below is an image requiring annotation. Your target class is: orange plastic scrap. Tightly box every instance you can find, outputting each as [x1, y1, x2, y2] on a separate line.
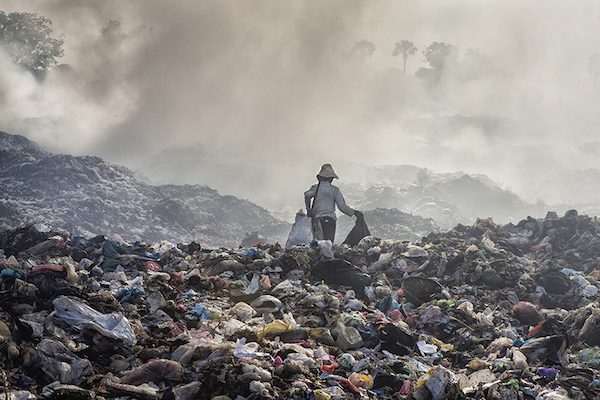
[321, 363, 338, 374]
[526, 321, 545, 338]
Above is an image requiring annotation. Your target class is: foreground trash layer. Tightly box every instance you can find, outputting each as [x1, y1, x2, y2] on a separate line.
[1, 210, 600, 399]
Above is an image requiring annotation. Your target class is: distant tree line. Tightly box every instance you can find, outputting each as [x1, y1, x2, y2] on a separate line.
[351, 39, 458, 73]
[351, 39, 510, 87]
[3, 8, 600, 93]
[351, 38, 600, 94]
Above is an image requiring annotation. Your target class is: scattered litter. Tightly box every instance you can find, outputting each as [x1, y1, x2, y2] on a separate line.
[0, 212, 599, 398]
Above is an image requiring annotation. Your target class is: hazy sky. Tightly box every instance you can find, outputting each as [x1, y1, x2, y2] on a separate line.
[1, 0, 600, 208]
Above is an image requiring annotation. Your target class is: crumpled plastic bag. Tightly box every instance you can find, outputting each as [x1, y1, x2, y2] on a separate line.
[417, 340, 438, 356]
[285, 212, 313, 248]
[221, 319, 248, 337]
[0, 391, 36, 400]
[368, 252, 394, 273]
[317, 240, 334, 259]
[259, 320, 295, 339]
[146, 291, 167, 313]
[36, 339, 93, 384]
[579, 311, 600, 346]
[331, 322, 363, 351]
[230, 302, 257, 321]
[312, 259, 373, 293]
[233, 338, 270, 359]
[186, 303, 212, 320]
[52, 296, 136, 345]
[348, 372, 374, 389]
[535, 388, 571, 400]
[579, 347, 600, 368]
[343, 213, 371, 247]
[415, 366, 459, 400]
[250, 295, 283, 314]
[243, 273, 261, 295]
[402, 276, 443, 306]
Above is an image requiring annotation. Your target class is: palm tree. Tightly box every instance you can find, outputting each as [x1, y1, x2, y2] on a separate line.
[393, 40, 417, 73]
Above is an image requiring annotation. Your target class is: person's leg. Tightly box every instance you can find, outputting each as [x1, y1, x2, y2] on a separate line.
[312, 218, 324, 240]
[330, 219, 336, 242]
[321, 217, 336, 242]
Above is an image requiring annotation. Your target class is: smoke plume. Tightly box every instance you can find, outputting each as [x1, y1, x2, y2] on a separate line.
[1, 0, 600, 210]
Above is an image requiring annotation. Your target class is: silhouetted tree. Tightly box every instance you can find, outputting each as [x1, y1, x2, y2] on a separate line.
[416, 42, 458, 85]
[393, 40, 417, 73]
[0, 11, 64, 78]
[422, 42, 457, 71]
[351, 40, 376, 58]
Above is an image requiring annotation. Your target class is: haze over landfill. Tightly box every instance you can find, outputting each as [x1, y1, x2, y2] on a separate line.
[2, 0, 600, 216]
[6, 2, 600, 400]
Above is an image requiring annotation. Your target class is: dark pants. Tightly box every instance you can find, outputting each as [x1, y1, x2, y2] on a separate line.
[320, 217, 336, 242]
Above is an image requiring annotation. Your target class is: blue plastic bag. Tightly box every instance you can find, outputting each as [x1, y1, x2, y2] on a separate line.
[187, 303, 212, 320]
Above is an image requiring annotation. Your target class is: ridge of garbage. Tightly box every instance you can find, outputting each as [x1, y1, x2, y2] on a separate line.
[0, 210, 599, 399]
[0, 131, 289, 248]
[0, 131, 452, 249]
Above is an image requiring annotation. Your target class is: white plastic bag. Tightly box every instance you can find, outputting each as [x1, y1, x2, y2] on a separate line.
[233, 338, 269, 359]
[317, 240, 334, 259]
[52, 296, 136, 345]
[285, 212, 313, 248]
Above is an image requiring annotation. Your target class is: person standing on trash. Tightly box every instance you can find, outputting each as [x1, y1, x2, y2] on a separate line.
[304, 163, 361, 242]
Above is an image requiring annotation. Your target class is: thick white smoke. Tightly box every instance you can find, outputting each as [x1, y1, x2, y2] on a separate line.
[1, 0, 600, 209]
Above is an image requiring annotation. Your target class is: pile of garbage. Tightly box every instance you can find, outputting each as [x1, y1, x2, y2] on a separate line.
[1, 210, 600, 399]
[0, 131, 289, 247]
[338, 168, 543, 231]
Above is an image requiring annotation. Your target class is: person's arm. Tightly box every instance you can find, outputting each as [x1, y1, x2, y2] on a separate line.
[304, 185, 317, 213]
[334, 187, 356, 216]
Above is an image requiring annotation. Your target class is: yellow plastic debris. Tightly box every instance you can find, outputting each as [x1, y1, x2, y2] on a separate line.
[348, 372, 374, 389]
[259, 320, 294, 339]
[313, 389, 332, 400]
[431, 337, 454, 352]
[466, 358, 489, 371]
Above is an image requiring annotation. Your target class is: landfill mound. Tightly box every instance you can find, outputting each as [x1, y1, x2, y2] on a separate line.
[339, 167, 542, 230]
[1, 211, 600, 399]
[335, 208, 439, 242]
[0, 131, 288, 247]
